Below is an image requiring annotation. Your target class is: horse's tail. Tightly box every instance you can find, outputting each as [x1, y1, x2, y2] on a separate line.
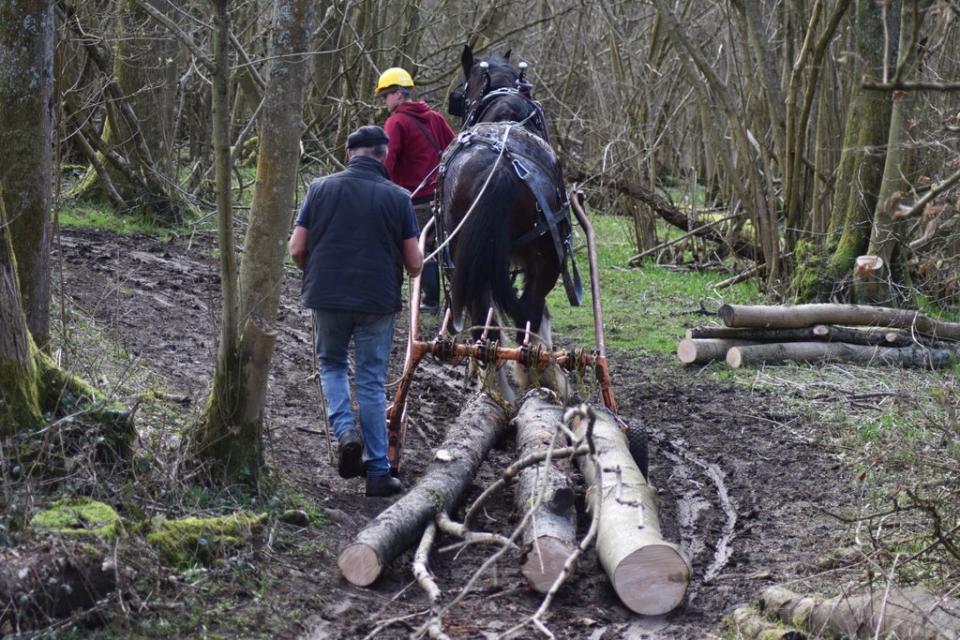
[449, 165, 523, 331]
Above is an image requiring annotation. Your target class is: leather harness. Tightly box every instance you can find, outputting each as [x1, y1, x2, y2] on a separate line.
[435, 122, 583, 307]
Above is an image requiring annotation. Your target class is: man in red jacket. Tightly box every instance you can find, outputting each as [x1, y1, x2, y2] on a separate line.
[376, 67, 456, 313]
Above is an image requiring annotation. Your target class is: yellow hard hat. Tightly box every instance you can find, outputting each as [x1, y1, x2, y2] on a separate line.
[375, 67, 415, 94]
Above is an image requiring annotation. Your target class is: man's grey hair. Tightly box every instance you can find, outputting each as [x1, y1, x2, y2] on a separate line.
[350, 144, 388, 160]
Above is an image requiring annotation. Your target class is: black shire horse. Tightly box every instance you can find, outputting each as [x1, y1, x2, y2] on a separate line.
[439, 46, 580, 347]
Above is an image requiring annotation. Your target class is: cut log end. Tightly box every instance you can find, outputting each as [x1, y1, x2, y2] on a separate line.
[521, 535, 576, 593]
[338, 543, 382, 587]
[726, 346, 744, 369]
[613, 544, 690, 615]
[676, 338, 698, 364]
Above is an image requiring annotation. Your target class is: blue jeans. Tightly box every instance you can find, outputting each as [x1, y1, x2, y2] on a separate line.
[312, 310, 395, 477]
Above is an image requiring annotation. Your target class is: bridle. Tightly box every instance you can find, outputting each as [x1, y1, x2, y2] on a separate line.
[449, 61, 548, 141]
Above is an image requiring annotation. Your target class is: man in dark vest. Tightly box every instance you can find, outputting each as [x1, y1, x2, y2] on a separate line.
[288, 125, 423, 497]
[376, 67, 456, 314]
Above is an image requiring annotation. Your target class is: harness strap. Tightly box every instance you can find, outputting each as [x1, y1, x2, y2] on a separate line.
[511, 158, 583, 306]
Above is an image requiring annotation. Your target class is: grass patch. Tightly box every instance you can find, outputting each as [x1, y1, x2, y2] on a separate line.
[58, 202, 176, 237]
[547, 213, 763, 353]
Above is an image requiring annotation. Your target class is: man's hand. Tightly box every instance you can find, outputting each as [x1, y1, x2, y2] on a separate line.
[288, 225, 309, 270]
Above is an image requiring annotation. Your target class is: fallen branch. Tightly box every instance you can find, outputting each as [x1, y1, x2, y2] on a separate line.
[412, 522, 440, 603]
[628, 214, 737, 266]
[433, 512, 517, 551]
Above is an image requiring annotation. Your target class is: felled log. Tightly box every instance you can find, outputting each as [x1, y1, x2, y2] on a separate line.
[513, 391, 577, 593]
[726, 342, 954, 369]
[730, 606, 807, 639]
[759, 585, 960, 640]
[0, 541, 117, 630]
[574, 408, 689, 615]
[718, 303, 960, 341]
[676, 338, 747, 364]
[338, 393, 508, 586]
[688, 324, 921, 348]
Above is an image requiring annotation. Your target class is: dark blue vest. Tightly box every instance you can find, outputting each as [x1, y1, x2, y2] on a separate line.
[297, 157, 415, 314]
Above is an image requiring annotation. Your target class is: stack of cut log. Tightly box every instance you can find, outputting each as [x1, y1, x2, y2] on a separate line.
[677, 303, 960, 369]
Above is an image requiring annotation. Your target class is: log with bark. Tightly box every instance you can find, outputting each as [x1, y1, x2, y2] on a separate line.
[513, 390, 578, 593]
[726, 342, 955, 369]
[759, 585, 960, 640]
[676, 338, 748, 364]
[574, 408, 690, 615]
[718, 303, 960, 341]
[688, 324, 927, 348]
[338, 393, 508, 586]
[0, 541, 117, 631]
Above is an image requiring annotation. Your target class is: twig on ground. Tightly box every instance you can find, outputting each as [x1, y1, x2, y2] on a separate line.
[435, 512, 519, 551]
[413, 522, 441, 603]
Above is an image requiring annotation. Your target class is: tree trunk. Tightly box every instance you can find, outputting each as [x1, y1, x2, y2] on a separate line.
[0, 0, 54, 350]
[574, 408, 689, 615]
[726, 342, 954, 369]
[676, 338, 748, 365]
[821, 0, 895, 295]
[338, 393, 508, 587]
[719, 303, 960, 340]
[191, 0, 243, 482]
[115, 0, 179, 182]
[194, 0, 313, 484]
[0, 193, 43, 434]
[861, 0, 933, 302]
[513, 391, 578, 593]
[759, 585, 960, 640]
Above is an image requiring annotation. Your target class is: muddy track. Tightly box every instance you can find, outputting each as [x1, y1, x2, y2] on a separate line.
[54, 228, 856, 639]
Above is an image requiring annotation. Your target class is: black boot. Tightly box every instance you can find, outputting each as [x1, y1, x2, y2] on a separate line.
[337, 430, 363, 479]
[365, 474, 402, 497]
[420, 260, 440, 314]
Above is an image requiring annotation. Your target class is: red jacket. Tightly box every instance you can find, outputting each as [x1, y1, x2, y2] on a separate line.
[384, 101, 456, 199]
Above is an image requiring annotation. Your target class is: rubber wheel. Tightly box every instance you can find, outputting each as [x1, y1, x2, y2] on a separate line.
[625, 420, 649, 481]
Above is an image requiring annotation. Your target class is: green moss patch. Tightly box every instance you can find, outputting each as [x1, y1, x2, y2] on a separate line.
[30, 498, 122, 540]
[147, 511, 267, 568]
